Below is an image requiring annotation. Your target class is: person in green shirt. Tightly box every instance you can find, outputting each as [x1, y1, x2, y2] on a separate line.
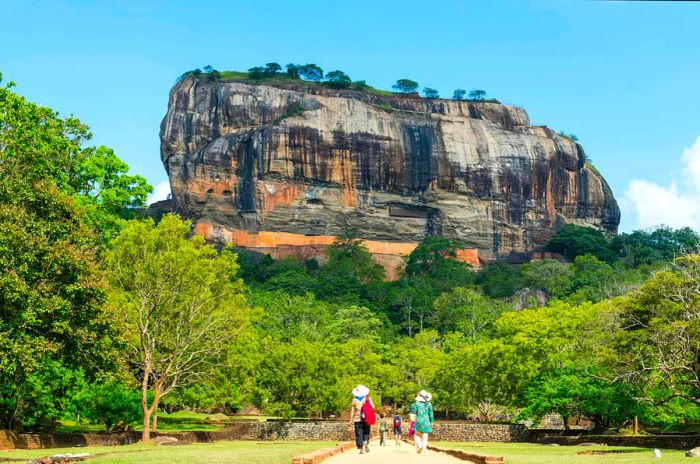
[378, 412, 388, 446]
[409, 390, 434, 454]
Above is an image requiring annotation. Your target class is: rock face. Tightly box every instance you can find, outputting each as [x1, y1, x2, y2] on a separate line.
[160, 77, 619, 265]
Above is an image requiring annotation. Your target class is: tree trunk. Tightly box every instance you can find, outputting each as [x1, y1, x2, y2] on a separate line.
[633, 416, 638, 435]
[141, 367, 151, 442]
[563, 415, 571, 431]
[152, 413, 158, 432]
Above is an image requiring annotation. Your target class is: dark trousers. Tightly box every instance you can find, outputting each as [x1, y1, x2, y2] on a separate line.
[354, 421, 370, 449]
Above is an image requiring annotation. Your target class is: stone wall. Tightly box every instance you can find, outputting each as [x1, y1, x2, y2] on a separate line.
[431, 422, 529, 442]
[0, 430, 141, 450]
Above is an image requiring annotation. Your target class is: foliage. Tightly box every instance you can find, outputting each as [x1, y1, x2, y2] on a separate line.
[392, 79, 419, 93]
[476, 263, 522, 298]
[613, 255, 700, 407]
[0, 75, 122, 430]
[298, 63, 324, 82]
[520, 259, 573, 299]
[433, 288, 507, 341]
[517, 368, 638, 430]
[452, 89, 466, 100]
[73, 145, 152, 241]
[285, 63, 300, 79]
[611, 226, 700, 267]
[557, 132, 579, 142]
[468, 89, 486, 100]
[68, 380, 142, 430]
[546, 224, 617, 263]
[264, 62, 281, 75]
[247, 66, 265, 80]
[324, 70, 352, 89]
[422, 87, 439, 99]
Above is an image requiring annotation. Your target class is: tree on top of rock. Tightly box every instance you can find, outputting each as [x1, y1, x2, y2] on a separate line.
[298, 64, 324, 82]
[468, 89, 486, 101]
[264, 62, 282, 75]
[325, 70, 352, 89]
[285, 63, 300, 79]
[392, 79, 419, 93]
[423, 87, 439, 99]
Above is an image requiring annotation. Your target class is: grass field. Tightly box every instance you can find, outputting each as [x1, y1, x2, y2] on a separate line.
[435, 441, 689, 464]
[0, 441, 333, 464]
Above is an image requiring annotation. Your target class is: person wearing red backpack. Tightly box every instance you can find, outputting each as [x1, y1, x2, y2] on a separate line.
[392, 410, 403, 446]
[350, 384, 375, 454]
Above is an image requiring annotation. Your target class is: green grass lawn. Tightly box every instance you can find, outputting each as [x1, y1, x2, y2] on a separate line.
[0, 441, 333, 464]
[435, 442, 689, 464]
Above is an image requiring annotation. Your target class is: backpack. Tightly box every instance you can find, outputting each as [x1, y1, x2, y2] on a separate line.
[393, 415, 402, 428]
[360, 397, 376, 426]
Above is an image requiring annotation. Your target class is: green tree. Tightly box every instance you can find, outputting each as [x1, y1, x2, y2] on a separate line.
[613, 255, 700, 407]
[433, 288, 507, 341]
[452, 89, 466, 100]
[251, 290, 331, 342]
[476, 263, 522, 298]
[264, 62, 282, 75]
[328, 305, 383, 343]
[285, 63, 300, 79]
[74, 145, 152, 241]
[316, 233, 385, 303]
[68, 380, 142, 431]
[248, 66, 265, 80]
[324, 70, 352, 89]
[298, 63, 324, 82]
[422, 87, 439, 99]
[254, 338, 343, 418]
[611, 226, 700, 267]
[0, 75, 120, 430]
[404, 236, 474, 290]
[104, 214, 249, 441]
[517, 368, 638, 431]
[545, 224, 616, 263]
[520, 259, 573, 299]
[392, 79, 419, 93]
[468, 89, 486, 100]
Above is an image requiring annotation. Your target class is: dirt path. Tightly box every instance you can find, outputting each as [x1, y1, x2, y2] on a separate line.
[324, 441, 474, 464]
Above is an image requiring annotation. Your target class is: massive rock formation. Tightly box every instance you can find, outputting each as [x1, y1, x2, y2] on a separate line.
[160, 77, 619, 270]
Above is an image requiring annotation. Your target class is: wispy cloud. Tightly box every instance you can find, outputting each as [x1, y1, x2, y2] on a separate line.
[624, 136, 700, 231]
[147, 180, 171, 205]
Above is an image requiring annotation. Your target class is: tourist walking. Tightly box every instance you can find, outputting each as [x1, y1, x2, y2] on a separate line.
[409, 390, 434, 454]
[378, 412, 387, 445]
[392, 410, 403, 446]
[350, 384, 375, 454]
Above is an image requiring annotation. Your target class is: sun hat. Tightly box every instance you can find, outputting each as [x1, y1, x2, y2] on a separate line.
[415, 389, 432, 402]
[352, 384, 370, 397]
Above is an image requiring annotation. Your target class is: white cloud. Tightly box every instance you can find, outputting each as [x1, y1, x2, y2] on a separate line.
[147, 180, 171, 205]
[624, 136, 700, 231]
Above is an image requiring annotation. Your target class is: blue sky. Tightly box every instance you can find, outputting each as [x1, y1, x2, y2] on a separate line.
[2, 0, 700, 232]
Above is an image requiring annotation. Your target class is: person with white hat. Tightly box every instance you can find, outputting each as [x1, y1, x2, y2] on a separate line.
[409, 389, 434, 454]
[350, 384, 375, 454]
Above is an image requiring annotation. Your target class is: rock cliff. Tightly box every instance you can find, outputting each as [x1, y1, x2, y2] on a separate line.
[160, 77, 619, 266]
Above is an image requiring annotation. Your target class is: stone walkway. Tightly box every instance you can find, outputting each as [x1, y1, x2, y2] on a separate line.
[323, 441, 474, 464]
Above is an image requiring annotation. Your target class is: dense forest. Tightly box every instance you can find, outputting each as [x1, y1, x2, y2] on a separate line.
[1, 72, 699, 441]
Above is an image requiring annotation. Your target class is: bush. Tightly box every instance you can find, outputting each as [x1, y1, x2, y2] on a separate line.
[68, 381, 141, 431]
